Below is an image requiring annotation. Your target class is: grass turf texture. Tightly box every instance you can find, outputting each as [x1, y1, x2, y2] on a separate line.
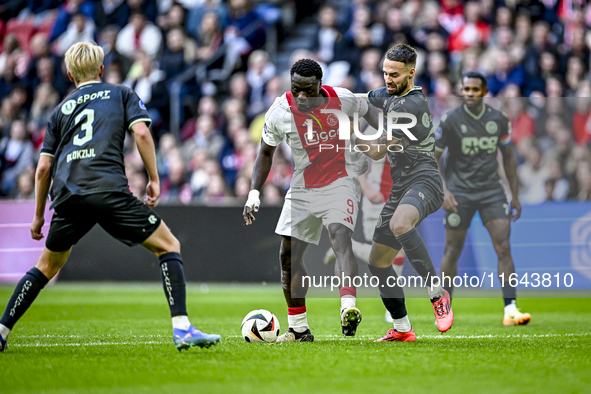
[1, 283, 590, 394]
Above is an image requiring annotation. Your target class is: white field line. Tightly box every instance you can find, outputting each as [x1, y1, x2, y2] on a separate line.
[9, 332, 591, 347]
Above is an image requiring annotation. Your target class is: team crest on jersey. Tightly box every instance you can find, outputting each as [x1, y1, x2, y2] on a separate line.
[460, 124, 468, 133]
[485, 121, 498, 134]
[62, 100, 76, 115]
[326, 113, 338, 127]
[139, 100, 147, 110]
[422, 112, 430, 127]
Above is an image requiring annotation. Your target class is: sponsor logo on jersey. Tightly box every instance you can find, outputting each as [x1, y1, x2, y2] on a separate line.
[419, 192, 425, 200]
[139, 100, 147, 110]
[461, 136, 498, 155]
[149, 215, 157, 224]
[72, 90, 111, 106]
[303, 129, 338, 146]
[485, 121, 498, 134]
[62, 100, 77, 115]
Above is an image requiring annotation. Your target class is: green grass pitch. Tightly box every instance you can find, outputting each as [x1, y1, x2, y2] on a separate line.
[1, 283, 590, 393]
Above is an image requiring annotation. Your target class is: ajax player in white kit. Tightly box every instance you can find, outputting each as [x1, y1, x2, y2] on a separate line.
[243, 59, 369, 341]
[324, 152, 406, 323]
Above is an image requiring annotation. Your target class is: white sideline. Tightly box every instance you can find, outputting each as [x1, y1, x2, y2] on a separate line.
[9, 332, 591, 347]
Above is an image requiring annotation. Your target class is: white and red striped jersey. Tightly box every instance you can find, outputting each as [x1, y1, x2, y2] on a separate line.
[365, 155, 392, 201]
[262, 86, 368, 189]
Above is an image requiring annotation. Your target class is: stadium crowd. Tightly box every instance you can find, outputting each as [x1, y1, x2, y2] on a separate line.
[0, 0, 591, 205]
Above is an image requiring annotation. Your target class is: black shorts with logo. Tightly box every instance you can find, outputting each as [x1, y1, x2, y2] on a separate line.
[373, 175, 444, 250]
[443, 188, 510, 231]
[46, 191, 162, 252]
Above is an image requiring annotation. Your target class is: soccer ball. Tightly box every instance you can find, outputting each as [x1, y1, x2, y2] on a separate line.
[241, 309, 280, 343]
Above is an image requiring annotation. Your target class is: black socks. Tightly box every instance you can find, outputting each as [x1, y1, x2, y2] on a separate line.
[159, 252, 188, 317]
[396, 228, 438, 288]
[368, 264, 407, 319]
[0, 268, 49, 330]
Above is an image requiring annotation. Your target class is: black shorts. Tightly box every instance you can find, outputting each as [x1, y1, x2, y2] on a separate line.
[443, 190, 510, 231]
[46, 191, 162, 252]
[373, 177, 444, 250]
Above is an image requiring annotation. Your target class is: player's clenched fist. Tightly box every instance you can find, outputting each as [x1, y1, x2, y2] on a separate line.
[243, 189, 260, 225]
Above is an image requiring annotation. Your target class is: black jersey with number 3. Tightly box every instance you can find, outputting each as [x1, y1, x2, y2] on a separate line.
[41, 81, 151, 208]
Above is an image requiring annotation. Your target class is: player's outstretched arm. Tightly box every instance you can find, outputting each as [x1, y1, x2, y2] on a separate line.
[243, 141, 277, 225]
[501, 144, 521, 221]
[435, 149, 457, 213]
[30, 154, 53, 240]
[131, 121, 160, 207]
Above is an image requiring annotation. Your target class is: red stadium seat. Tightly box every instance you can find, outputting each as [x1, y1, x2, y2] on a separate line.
[5, 18, 34, 54]
[35, 11, 57, 37]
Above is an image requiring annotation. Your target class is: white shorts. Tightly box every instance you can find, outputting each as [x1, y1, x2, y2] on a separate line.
[361, 196, 386, 242]
[276, 177, 361, 245]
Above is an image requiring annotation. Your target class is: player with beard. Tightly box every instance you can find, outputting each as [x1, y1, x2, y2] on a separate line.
[243, 59, 369, 341]
[435, 72, 531, 326]
[354, 44, 453, 342]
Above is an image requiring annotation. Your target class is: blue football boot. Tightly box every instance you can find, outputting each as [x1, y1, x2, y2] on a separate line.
[173, 325, 221, 350]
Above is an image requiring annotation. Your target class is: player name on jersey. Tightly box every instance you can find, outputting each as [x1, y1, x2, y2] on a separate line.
[66, 148, 96, 163]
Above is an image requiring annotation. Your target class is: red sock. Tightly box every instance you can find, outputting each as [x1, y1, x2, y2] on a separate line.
[340, 286, 356, 297]
[288, 306, 306, 315]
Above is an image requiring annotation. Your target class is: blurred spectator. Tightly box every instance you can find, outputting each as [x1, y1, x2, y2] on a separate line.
[116, 11, 162, 59]
[128, 170, 148, 200]
[245, 50, 276, 117]
[544, 159, 569, 202]
[124, 51, 169, 134]
[0, 119, 35, 196]
[503, 94, 535, 146]
[575, 160, 591, 201]
[573, 82, 591, 145]
[312, 4, 345, 64]
[226, 0, 265, 56]
[159, 27, 198, 83]
[55, 13, 97, 55]
[487, 50, 525, 96]
[49, 0, 96, 42]
[182, 114, 225, 160]
[203, 173, 232, 202]
[518, 143, 549, 205]
[99, 25, 131, 75]
[157, 3, 186, 33]
[448, 1, 491, 56]
[0, 34, 30, 80]
[160, 148, 192, 203]
[194, 11, 224, 62]
[28, 83, 59, 149]
[14, 167, 35, 200]
[95, 0, 130, 29]
[186, 0, 229, 40]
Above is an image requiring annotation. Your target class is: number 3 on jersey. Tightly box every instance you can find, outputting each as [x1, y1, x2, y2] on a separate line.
[73, 109, 94, 146]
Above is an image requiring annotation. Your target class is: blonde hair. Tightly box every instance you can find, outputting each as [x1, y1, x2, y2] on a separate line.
[64, 42, 104, 83]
